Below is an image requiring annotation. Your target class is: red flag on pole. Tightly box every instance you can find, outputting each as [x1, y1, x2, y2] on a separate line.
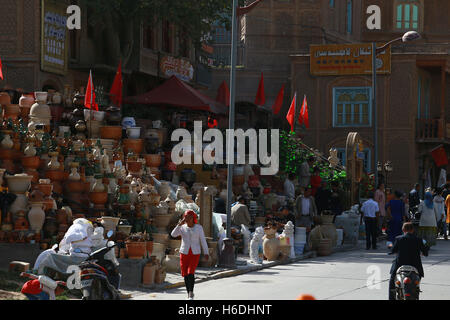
[110, 61, 123, 107]
[299, 95, 309, 128]
[0, 57, 4, 80]
[85, 70, 98, 111]
[286, 93, 296, 132]
[254, 72, 266, 106]
[271, 84, 285, 115]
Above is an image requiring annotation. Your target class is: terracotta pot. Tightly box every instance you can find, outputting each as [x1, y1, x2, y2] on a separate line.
[65, 180, 85, 193]
[88, 192, 108, 205]
[0, 148, 14, 160]
[24, 170, 39, 184]
[36, 183, 53, 197]
[153, 215, 171, 232]
[146, 241, 153, 257]
[0, 92, 11, 106]
[142, 263, 157, 285]
[144, 154, 162, 167]
[45, 170, 65, 181]
[317, 239, 332, 256]
[21, 156, 41, 170]
[122, 139, 144, 155]
[19, 93, 34, 109]
[101, 216, 120, 232]
[152, 232, 169, 246]
[263, 227, 280, 261]
[100, 126, 122, 140]
[126, 241, 146, 259]
[43, 198, 55, 211]
[126, 161, 143, 173]
[117, 225, 132, 236]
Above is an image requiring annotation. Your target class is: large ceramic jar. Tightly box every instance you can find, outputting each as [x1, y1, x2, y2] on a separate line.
[91, 176, 106, 192]
[28, 202, 46, 233]
[162, 254, 180, 273]
[263, 227, 280, 261]
[6, 174, 32, 193]
[1, 133, 14, 149]
[121, 117, 136, 129]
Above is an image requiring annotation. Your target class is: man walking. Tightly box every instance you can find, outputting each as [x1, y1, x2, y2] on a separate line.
[284, 173, 296, 201]
[388, 222, 429, 300]
[409, 183, 421, 209]
[294, 187, 317, 232]
[361, 192, 380, 250]
[299, 156, 315, 192]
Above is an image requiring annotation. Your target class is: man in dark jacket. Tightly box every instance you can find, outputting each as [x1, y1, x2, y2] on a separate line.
[408, 183, 421, 208]
[388, 222, 429, 300]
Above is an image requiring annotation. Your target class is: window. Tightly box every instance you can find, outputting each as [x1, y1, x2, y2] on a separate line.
[333, 87, 372, 127]
[337, 148, 372, 173]
[417, 76, 430, 119]
[143, 25, 155, 50]
[395, 0, 420, 30]
[346, 0, 352, 34]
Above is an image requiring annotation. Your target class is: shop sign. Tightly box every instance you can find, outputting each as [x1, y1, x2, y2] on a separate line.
[160, 55, 194, 82]
[310, 43, 391, 76]
[41, 0, 69, 75]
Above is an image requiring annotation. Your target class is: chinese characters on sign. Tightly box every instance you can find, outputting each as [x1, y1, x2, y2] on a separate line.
[41, 0, 69, 75]
[310, 44, 391, 76]
[160, 56, 194, 82]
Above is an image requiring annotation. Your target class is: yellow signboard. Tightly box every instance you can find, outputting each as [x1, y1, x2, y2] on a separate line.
[41, 0, 69, 75]
[310, 43, 391, 76]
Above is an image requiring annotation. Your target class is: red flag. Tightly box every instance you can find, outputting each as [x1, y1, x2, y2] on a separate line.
[254, 72, 266, 106]
[286, 93, 296, 132]
[216, 81, 230, 107]
[85, 70, 98, 111]
[110, 61, 123, 107]
[299, 95, 309, 129]
[0, 58, 3, 81]
[271, 84, 285, 115]
[431, 145, 448, 167]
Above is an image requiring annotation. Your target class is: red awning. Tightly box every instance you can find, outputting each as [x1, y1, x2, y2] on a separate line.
[124, 76, 227, 115]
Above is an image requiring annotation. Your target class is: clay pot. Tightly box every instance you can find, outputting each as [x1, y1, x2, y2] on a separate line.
[152, 232, 169, 246]
[117, 225, 132, 235]
[0, 92, 11, 106]
[142, 262, 157, 285]
[4, 104, 21, 120]
[0, 148, 14, 160]
[36, 183, 53, 197]
[126, 241, 146, 259]
[162, 254, 180, 273]
[122, 139, 144, 155]
[20, 93, 34, 108]
[24, 170, 39, 184]
[43, 197, 55, 211]
[317, 239, 332, 256]
[65, 180, 85, 193]
[320, 222, 338, 247]
[144, 154, 162, 168]
[1, 134, 14, 149]
[153, 215, 172, 233]
[100, 216, 120, 232]
[28, 202, 46, 233]
[146, 241, 153, 257]
[21, 156, 40, 170]
[45, 170, 65, 181]
[126, 127, 141, 139]
[151, 242, 167, 262]
[6, 174, 32, 193]
[263, 227, 280, 261]
[88, 192, 108, 205]
[126, 161, 142, 173]
[100, 126, 122, 140]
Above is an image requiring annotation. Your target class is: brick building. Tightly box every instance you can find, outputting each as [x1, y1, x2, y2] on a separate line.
[209, 0, 450, 192]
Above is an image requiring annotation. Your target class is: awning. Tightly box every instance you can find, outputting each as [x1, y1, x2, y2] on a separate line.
[124, 76, 227, 115]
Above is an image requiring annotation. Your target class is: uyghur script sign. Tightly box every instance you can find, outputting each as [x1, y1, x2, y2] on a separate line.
[160, 56, 194, 82]
[310, 43, 391, 76]
[41, 0, 69, 75]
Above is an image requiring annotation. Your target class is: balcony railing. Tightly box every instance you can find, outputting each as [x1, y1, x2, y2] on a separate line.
[416, 118, 446, 141]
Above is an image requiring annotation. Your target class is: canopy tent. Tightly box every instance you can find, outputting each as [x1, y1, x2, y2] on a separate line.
[124, 76, 228, 115]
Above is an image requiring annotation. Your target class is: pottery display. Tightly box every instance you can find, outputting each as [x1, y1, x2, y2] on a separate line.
[0, 92, 12, 106]
[4, 104, 20, 120]
[100, 216, 120, 232]
[151, 242, 167, 262]
[162, 253, 180, 272]
[1, 133, 14, 149]
[122, 139, 144, 155]
[126, 127, 141, 139]
[121, 117, 136, 129]
[6, 174, 32, 193]
[126, 241, 146, 259]
[100, 126, 122, 140]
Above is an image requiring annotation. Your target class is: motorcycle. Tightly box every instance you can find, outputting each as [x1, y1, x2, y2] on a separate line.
[394, 265, 421, 300]
[78, 230, 122, 300]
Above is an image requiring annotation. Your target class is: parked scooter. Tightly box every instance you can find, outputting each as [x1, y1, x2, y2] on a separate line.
[78, 230, 122, 300]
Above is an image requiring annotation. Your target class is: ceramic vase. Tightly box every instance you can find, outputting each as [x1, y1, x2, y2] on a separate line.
[28, 202, 46, 233]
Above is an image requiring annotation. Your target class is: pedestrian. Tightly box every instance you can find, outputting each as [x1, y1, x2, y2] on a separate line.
[231, 195, 251, 228]
[294, 187, 317, 232]
[299, 156, 315, 192]
[388, 222, 429, 300]
[329, 181, 344, 216]
[360, 192, 380, 250]
[433, 188, 447, 240]
[386, 190, 407, 247]
[374, 183, 386, 236]
[310, 167, 322, 196]
[171, 210, 209, 300]
[409, 183, 421, 208]
[417, 191, 442, 247]
[284, 173, 296, 201]
[315, 180, 331, 215]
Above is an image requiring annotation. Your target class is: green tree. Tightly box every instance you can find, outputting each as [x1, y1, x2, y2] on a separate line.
[82, 0, 241, 67]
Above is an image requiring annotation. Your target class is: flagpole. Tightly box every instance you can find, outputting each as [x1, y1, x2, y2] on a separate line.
[226, 0, 238, 242]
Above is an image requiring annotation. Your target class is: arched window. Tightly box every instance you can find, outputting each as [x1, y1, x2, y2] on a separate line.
[395, 0, 421, 30]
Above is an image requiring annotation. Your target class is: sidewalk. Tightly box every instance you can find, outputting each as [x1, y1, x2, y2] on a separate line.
[121, 242, 361, 299]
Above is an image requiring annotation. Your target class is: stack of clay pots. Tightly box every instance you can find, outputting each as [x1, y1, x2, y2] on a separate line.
[122, 117, 143, 156]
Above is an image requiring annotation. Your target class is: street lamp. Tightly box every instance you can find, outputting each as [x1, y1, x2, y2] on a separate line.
[377, 160, 393, 190]
[373, 31, 420, 188]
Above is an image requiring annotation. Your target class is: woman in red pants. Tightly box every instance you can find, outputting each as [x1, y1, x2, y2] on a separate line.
[171, 210, 209, 300]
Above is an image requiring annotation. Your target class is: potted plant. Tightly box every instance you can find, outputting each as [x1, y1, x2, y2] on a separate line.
[125, 232, 147, 259]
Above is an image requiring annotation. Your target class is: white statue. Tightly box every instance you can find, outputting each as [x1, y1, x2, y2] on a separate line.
[249, 227, 264, 264]
[282, 221, 296, 259]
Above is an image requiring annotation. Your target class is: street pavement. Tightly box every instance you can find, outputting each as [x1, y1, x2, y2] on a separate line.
[129, 238, 450, 300]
